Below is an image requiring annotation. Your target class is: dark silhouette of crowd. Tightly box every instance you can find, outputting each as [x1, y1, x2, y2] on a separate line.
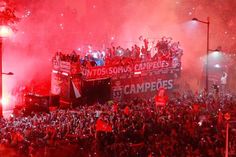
[54, 51, 79, 63]
[0, 92, 235, 157]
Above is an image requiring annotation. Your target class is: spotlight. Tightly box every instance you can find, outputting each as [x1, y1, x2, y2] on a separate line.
[1, 97, 9, 107]
[198, 121, 202, 126]
[212, 51, 220, 57]
[0, 26, 13, 37]
[214, 64, 221, 68]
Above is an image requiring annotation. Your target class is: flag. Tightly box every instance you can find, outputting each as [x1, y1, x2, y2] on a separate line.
[71, 80, 81, 98]
[193, 104, 199, 113]
[217, 110, 223, 127]
[113, 103, 118, 113]
[155, 96, 167, 106]
[96, 119, 112, 132]
[155, 88, 168, 107]
[124, 106, 130, 115]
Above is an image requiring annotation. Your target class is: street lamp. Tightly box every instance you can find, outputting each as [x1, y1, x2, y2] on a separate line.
[0, 25, 12, 117]
[2, 72, 14, 75]
[192, 17, 210, 92]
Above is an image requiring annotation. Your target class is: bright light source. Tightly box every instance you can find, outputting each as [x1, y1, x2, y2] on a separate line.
[101, 51, 105, 58]
[185, 21, 199, 32]
[62, 72, 69, 76]
[1, 97, 9, 107]
[52, 70, 59, 74]
[91, 52, 99, 58]
[190, 20, 198, 25]
[214, 64, 221, 68]
[211, 51, 220, 57]
[27, 10, 31, 16]
[134, 71, 141, 75]
[198, 121, 202, 126]
[0, 26, 13, 37]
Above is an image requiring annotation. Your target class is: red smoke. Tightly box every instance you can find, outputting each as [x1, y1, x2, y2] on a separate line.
[2, 0, 236, 109]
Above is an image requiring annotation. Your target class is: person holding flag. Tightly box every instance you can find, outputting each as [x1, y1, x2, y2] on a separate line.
[155, 88, 168, 108]
[95, 114, 113, 156]
[95, 117, 112, 133]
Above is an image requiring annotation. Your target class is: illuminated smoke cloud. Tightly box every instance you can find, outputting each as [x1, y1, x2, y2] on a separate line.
[2, 0, 236, 108]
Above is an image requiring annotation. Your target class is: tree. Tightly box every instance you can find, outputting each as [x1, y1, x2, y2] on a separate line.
[0, 0, 19, 26]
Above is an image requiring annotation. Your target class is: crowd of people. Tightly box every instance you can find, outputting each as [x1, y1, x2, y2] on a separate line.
[106, 37, 183, 62]
[54, 50, 79, 63]
[52, 36, 183, 69]
[0, 91, 235, 157]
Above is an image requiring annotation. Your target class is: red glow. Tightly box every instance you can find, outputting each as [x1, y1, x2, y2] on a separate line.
[1, 0, 235, 110]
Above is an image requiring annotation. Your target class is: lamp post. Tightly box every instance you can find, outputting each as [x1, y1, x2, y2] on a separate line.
[0, 25, 12, 117]
[2, 72, 14, 75]
[0, 71, 13, 117]
[0, 2, 18, 117]
[0, 37, 2, 117]
[224, 113, 230, 157]
[192, 17, 210, 92]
